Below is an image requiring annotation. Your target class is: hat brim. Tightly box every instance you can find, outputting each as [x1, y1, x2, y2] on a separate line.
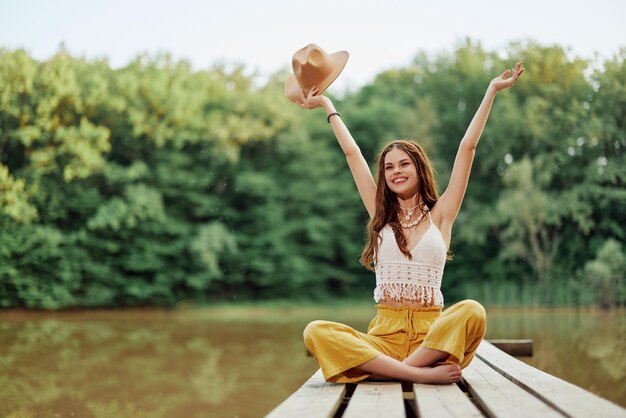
[285, 50, 349, 104]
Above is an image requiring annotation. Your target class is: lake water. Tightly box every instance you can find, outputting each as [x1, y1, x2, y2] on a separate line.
[1, 305, 624, 417]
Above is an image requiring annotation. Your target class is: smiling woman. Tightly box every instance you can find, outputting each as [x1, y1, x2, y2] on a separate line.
[289, 44, 525, 385]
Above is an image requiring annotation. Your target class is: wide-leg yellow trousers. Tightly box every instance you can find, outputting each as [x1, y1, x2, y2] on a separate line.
[303, 299, 486, 383]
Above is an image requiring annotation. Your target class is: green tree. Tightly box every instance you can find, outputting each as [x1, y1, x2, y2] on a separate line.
[580, 239, 626, 308]
[0, 43, 624, 308]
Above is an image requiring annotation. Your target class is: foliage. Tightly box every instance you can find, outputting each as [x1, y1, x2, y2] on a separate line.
[579, 239, 626, 308]
[0, 42, 624, 308]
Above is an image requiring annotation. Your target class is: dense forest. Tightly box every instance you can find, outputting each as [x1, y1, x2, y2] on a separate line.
[1, 41, 624, 309]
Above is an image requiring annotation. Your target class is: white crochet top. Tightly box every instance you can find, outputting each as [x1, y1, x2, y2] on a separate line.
[374, 211, 447, 307]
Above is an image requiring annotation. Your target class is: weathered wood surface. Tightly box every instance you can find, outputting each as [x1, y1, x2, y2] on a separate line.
[413, 382, 482, 418]
[462, 357, 560, 417]
[342, 382, 404, 418]
[265, 369, 345, 418]
[268, 341, 626, 418]
[476, 341, 626, 418]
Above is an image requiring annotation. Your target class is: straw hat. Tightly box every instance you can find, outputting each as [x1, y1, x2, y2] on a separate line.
[284, 44, 349, 103]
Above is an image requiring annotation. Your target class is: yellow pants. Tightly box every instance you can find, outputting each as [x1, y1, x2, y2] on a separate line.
[303, 299, 486, 383]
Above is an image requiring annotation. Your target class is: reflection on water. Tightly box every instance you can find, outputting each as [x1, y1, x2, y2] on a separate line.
[0, 306, 624, 418]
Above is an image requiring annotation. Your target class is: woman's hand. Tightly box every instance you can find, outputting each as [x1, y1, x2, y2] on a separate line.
[489, 62, 525, 92]
[295, 86, 328, 110]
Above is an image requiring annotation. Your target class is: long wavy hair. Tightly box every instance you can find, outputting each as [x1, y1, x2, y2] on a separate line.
[359, 140, 440, 271]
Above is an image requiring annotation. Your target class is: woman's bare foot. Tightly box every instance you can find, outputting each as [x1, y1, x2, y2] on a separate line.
[413, 364, 462, 384]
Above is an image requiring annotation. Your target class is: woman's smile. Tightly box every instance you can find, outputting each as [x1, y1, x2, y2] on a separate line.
[385, 148, 418, 192]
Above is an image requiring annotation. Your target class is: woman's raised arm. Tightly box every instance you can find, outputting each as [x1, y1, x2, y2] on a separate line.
[298, 87, 377, 218]
[437, 62, 525, 227]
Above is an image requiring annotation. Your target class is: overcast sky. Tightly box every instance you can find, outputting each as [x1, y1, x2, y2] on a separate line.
[1, 0, 625, 89]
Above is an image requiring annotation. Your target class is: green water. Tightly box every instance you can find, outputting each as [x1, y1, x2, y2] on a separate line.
[0, 306, 624, 418]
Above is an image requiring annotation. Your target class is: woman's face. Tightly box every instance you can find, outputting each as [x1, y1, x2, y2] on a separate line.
[383, 147, 419, 198]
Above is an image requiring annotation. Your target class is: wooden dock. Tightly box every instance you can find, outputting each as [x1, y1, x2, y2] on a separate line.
[266, 341, 625, 418]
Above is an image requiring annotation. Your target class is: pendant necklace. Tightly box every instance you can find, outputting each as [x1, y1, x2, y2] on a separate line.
[398, 203, 427, 228]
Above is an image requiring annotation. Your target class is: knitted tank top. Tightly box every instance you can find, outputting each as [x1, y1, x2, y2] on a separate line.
[373, 210, 447, 307]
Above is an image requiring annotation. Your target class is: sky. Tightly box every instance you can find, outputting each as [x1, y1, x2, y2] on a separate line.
[1, 0, 625, 90]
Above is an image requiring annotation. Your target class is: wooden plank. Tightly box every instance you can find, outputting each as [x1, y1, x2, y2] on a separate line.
[265, 369, 346, 418]
[487, 339, 533, 357]
[342, 382, 405, 418]
[413, 380, 482, 418]
[462, 357, 561, 418]
[477, 341, 626, 418]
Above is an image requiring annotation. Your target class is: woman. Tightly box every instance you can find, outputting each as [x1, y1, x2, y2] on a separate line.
[297, 62, 524, 384]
